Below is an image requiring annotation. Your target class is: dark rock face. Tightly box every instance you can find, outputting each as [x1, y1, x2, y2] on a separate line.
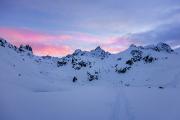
[143, 55, 157, 63]
[0, 38, 18, 51]
[126, 59, 134, 65]
[87, 71, 98, 81]
[73, 76, 78, 82]
[115, 66, 131, 74]
[19, 45, 33, 53]
[156, 42, 173, 53]
[130, 50, 143, 62]
[71, 57, 91, 70]
[0, 39, 6, 47]
[57, 60, 67, 67]
[78, 61, 88, 67]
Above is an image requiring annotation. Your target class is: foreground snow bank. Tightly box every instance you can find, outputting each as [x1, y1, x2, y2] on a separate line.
[1, 81, 180, 120]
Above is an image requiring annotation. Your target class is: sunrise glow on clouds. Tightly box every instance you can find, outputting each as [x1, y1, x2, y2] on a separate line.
[34, 44, 73, 56]
[0, 27, 74, 56]
[0, 27, 72, 43]
[0, 27, 133, 56]
[1, 23, 180, 56]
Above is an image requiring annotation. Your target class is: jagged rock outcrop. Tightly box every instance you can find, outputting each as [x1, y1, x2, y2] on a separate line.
[19, 45, 33, 53]
[90, 46, 111, 59]
[144, 42, 173, 53]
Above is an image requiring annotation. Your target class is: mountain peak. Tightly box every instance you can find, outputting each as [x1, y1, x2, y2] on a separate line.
[129, 44, 136, 48]
[94, 46, 102, 51]
[90, 46, 111, 58]
[156, 42, 173, 53]
[144, 42, 174, 53]
[72, 49, 85, 56]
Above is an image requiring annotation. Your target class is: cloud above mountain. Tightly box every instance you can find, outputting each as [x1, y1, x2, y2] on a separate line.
[129, 22, 180, 48]
[0, 0, 180, 55]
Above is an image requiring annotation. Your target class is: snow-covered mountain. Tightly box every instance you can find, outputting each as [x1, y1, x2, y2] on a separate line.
[1, 37, 179, 85]
[1, 38, 180, 120]
[1, 37, 180, 87]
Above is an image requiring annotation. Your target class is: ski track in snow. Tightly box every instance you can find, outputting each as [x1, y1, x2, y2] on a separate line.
[111, 88, 134, 120]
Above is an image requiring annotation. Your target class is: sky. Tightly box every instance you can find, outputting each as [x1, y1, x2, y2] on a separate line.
[0, 0, 180, 56]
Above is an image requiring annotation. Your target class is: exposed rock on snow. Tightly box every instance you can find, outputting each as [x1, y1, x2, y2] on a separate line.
[71, 57, 91, 70]
[0, 38, 7, 47]
[87, 71, 99, 81]
[115, 66, 131, 74]
[19, 44, 33, 53]
[57, 60, 67, 67]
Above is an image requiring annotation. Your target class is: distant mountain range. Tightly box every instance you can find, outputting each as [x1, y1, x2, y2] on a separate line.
[0, 37, 180, 87]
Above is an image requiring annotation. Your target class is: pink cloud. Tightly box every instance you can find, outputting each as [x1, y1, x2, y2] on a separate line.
[103, 37, 132, 46]
[101, 36, 142, 53]
[0, 27, 72, 45]
[34, 44, 73, 56]
[0, 27, 102, 56]
[103, 47, 125, 53]
[100, 37, 131, 53]
[0, 27, 74, 56]
[71, 32, 100, 43]
[0, 27, 100, 45]
[0, 27, 141, 56]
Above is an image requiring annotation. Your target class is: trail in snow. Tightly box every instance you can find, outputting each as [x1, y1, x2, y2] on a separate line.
[111, 87, 134, 120]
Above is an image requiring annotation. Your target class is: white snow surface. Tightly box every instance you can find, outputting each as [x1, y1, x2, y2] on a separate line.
[0, 39, 180, 120]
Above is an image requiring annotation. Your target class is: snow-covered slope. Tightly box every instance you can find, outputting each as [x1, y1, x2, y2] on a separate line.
[1, 38, 180, 120]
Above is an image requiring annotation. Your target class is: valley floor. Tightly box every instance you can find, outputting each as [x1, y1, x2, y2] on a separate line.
[1, 82, 180, 120]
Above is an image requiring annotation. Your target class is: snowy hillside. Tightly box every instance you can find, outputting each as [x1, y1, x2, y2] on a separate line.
[0, 38, 180, 120]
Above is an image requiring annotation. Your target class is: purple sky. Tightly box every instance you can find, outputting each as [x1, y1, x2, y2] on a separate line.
[0, 0, 180, 56]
